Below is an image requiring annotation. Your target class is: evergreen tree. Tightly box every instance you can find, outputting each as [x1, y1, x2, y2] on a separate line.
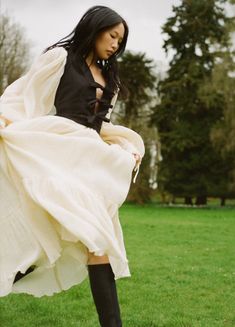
[208, 1, 235, 197]
[150, 0, 231, 205]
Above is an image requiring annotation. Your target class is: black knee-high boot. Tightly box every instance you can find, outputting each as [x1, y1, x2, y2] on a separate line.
[13, 266, 35, 283]
[87, 263, 122, 327]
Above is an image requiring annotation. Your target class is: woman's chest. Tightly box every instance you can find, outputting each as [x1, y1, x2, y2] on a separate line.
[89, 66, 106, 112]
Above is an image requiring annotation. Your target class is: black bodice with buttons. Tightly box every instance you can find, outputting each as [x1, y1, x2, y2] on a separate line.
[54, 48, 115, 134]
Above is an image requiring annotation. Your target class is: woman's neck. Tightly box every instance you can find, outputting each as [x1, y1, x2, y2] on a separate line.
[86, 51, 98, 68]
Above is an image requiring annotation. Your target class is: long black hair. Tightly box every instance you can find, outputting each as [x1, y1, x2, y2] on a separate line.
[43, 5, 129, 94]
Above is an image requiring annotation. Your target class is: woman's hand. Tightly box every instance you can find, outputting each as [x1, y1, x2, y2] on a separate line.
[0, 115, 12, 129]
[132, 153, 142, 164]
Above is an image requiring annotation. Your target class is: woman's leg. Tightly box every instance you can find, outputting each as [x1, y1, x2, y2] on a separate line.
[87, 252, 110, 265]
[87, 251, 122, 327]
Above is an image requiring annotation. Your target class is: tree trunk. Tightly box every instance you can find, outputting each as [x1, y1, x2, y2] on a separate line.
[184, 196, 193, 205]
[195, 196, 207, 205]
[220, 197, 226, 206]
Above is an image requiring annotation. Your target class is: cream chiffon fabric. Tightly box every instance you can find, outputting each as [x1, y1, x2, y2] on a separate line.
[0, 47, 145, 297]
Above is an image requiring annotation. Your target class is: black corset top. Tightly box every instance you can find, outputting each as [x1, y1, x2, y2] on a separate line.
[54, 48, 115, 134]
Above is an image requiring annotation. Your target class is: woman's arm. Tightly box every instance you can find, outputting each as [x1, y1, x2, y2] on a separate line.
[101, 92, 145, 183]
[102, 91, 144, 158]
[0, 47, 67, 123]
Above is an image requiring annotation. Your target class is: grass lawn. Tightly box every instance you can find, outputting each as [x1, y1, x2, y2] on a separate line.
[0, 203, 235, 327]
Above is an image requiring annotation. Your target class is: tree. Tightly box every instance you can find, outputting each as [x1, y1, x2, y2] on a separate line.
[150, 0, 232, 205]
[0, 9, 31, 94]
[114, 51, 159, 203]
[208, 1, 235, 197]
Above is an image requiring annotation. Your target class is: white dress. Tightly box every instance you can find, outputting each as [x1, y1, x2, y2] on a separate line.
[0, 47, 145, 297]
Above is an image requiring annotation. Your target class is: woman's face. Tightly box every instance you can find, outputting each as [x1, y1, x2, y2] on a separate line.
[94, 23, 125, 60]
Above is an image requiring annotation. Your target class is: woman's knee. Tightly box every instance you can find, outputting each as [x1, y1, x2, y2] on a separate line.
[87, 251, 110, 265]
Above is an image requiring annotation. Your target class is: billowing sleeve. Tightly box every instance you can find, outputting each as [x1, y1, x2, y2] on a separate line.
[100, 91, 145, 183]
[0, 47, 68, 122]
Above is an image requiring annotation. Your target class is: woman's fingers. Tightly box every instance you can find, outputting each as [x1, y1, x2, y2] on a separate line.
[132, 153, 142, 163]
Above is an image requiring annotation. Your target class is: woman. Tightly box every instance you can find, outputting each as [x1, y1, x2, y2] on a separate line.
[0, 5, 144, 327]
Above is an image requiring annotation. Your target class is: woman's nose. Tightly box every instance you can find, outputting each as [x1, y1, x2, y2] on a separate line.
[111, 40, 119, 51]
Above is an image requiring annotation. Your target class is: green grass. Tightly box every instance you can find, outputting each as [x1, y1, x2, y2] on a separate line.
[0, 203, 235, 327]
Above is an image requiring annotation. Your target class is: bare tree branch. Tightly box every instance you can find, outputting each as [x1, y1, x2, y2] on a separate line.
[0, 10, 32, 94]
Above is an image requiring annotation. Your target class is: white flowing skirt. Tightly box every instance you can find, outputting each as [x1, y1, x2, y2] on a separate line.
[0, 115, 137, 297]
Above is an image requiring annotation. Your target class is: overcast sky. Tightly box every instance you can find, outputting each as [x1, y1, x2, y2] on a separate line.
[0, 0, 181, 66]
